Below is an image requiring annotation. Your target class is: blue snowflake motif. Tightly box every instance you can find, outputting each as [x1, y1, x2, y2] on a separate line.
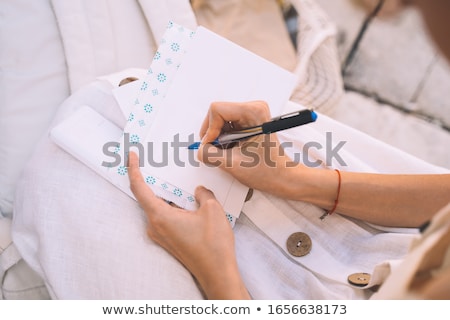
[128, 112, 135, 122]
[161, 183, 168, 190]
[143, 103, 153, 113]
[152, 89, 159, 96]
[187, 195, 195, 203]
[147, 68, 153, 75]
[167, 21, 174, 29]
[138, 120, 146, 127]
[153, 51, 161, 60]
[113, 144, 120, 154]
[140, 81, 148, 91]
[226, 213, 234, 223]
[171, 42, 180, 52]
[130, 134, 140, 144]
[145, 176, 156, 185]
[157, 73, 167, 83]
[117, 166, 128, 176]
[173, 188, 183, 197]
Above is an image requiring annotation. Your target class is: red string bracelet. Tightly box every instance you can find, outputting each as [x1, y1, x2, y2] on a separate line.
[320, 169, 341, 220]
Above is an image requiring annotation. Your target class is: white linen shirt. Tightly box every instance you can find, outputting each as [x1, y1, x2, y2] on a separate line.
[11, 77, 448, 299]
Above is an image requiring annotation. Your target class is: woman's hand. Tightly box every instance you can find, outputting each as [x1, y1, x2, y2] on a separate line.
[197, 101, 307, 199]
[128, 152, 250, 299]
[195, 100, 450, 228]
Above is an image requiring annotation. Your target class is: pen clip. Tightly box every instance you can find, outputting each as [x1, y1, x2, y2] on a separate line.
[271, 109, 314, 121]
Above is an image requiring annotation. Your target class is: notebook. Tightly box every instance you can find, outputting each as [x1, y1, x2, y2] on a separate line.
[50, 22, 296, 224]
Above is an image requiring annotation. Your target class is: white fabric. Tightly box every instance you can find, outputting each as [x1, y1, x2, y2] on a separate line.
[13, 80, 204, 299]
[0, 0, 70, 217]
[0, 217, 18, 292]
[372, 203, 450, 299]
[11, 75, 448, 299]
[1, 216, 49, 300]
[50, 0, 157, 92]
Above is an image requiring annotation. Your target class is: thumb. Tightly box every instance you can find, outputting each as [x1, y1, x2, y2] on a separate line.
[194, 186, 217, 205]
[194, 186, 226, 217]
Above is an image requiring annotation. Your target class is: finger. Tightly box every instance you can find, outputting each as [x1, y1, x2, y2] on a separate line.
[127, 152, 159, 211]
[199, 105, 224, 144]
[199, 102, 246, 141]
[194, 186, 227, 221]
[199, 101, 271, 144]
[194, 185, 217, 204]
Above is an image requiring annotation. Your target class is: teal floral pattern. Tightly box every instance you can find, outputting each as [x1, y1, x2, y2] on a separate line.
[115, 21, 236, 227]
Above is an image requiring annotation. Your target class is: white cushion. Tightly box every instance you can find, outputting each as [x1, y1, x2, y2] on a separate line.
[50, 0, 161, 92]
[0, 0, 70, 217]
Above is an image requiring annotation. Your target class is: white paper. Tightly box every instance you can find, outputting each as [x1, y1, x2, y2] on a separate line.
[133, 26, 297, 217]
[52, 23, 297, 222]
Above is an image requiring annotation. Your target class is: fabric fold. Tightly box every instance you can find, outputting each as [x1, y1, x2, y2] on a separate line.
[51, 0, 157, 92]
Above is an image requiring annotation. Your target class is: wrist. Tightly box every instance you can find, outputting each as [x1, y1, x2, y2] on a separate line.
[281, 165, 338, 210]
[196, 262, 250, 300]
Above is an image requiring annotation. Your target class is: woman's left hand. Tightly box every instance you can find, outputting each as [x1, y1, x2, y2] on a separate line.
[127, 152, 250, 299]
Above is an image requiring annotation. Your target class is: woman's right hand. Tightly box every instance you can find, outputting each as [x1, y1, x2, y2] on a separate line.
[197, 101, 308, 199]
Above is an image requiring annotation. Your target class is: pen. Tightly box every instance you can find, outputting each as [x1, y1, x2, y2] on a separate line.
[188, 108, 317, 149]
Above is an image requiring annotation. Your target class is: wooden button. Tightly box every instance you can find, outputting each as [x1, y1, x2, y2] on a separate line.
[245, 189, 253, 202]
[286, 232, 312, 257]
[347, 273, 371, 287]
[118, 77, 139, 87]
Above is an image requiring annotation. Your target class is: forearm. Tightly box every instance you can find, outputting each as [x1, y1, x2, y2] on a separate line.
[283, 166, 450, 228]
[195, 262, 251, 300]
